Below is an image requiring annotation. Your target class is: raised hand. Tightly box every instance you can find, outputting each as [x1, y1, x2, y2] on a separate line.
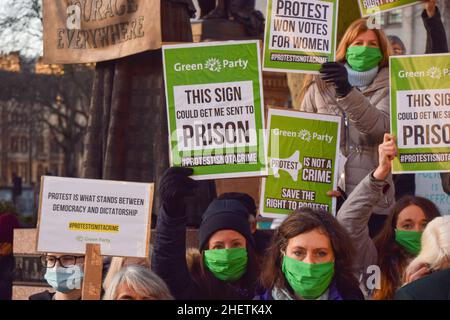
[373, 134, 397, 181]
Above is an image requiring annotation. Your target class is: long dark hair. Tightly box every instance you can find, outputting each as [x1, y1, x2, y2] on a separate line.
[373, 196, 440, 300]
[190, 244, 260, 300]
[260, 208, 359, 298]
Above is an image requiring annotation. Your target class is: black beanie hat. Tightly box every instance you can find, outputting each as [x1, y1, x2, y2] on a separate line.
[216, 192, 257, 217]
[199, 199, 255, 251]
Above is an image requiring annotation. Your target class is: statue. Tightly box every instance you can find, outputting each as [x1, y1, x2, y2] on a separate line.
[198, 0, 264, 37]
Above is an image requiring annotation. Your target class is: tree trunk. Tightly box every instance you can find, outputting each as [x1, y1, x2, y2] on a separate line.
[82, 1, 216, 227]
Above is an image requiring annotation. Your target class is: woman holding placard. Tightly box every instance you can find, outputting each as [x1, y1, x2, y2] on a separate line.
[337, 134, 441, 300]
[152, 167, 260, 300]
[255, 209, 363, 300]
[300, 18, 393, 237]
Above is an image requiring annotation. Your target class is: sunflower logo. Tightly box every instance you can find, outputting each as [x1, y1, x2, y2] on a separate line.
[298, 129, 312, 142]
[204, 58, 222, 72]
[427, 66, 442, 79]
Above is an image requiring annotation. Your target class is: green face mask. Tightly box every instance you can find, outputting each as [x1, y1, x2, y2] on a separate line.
[282, 256, 335, 300]
[346, 46, 383, 72]
[395, 230, 423, 255]
[204, 248, 248, 282]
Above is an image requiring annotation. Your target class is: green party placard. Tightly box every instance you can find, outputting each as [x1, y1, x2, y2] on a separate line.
[163, 41, 268, 180]
[390, 54, 450, 174]
[260, 109, 341, 218]
[263, 0, 339, 74]
[358, 0, 420, 17]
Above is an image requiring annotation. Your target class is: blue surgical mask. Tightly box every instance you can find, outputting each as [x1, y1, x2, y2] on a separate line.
[44, 266, 84, 293]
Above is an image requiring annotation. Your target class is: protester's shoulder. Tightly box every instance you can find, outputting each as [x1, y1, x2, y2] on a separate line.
[29, 290, 55, 300]
[340, 286, 365, 301]
[395, 269, 450, 300]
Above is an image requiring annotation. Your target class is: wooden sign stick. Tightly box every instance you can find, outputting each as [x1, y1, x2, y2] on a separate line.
[81, 243, 103, 300]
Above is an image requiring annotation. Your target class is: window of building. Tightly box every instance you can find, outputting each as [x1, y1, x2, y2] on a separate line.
[10, 136, 19, 152]
[20, 137, 28, 153]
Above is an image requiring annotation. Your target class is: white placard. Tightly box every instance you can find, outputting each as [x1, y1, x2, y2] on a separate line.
[36, 176, 153, 257]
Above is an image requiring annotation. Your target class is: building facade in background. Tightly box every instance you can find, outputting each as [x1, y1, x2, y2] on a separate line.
[0, 53, 65, 188]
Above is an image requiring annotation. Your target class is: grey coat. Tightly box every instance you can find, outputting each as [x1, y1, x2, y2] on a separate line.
[300, 68, 394, 215]
[336, 172, 387, 276]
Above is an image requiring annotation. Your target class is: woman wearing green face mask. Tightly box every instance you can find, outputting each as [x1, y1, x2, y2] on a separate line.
[300, 18, 395, 236]
[256, 209, 363, 300]
[337, 134, 441, 300]
[153, 167, 260, 300]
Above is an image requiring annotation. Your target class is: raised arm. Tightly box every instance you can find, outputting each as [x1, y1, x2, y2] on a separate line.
[152, 167, 199, 299]
[422, 0, 449, 54]
[337, 134, 397, 273]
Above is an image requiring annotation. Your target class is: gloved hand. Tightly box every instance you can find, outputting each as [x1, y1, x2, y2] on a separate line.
[319, 62, 353, 98]
[159, 167, 198, 217]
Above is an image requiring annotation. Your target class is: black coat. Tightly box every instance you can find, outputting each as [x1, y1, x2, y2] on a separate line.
[422, 7, 448, 54]
[152, 207, 198, 299]
[29, 291, 55, 300]
[395, 269, 450, 300]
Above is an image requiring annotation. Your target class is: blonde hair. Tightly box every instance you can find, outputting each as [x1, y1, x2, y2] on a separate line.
[299, 18, 392, 103]
[406, 216, 450, 275]
[103, 256, 151, 291]
[103, 265, 173, 300]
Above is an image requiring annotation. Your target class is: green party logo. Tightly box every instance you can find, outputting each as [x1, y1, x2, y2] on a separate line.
[204, 58, 222, 72]
[427, 67, 442, 80]
[173, 58, 249, 73]
[398, 66, 449, 79]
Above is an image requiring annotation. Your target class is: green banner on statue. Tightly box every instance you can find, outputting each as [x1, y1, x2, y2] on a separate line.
[163, 41, 268, 180]
[390, 54, 450, 174]
[358, 0, 420, 17]
[263, 0, 339, 74]
[260, 109, 341, 218]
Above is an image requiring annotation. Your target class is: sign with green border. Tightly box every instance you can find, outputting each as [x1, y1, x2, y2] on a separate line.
[260, 109, 341, 218]
[390, 53, 450, 174]
[358, 0, 420, 17]
[263, 0, 339, 74]
[163, 41, 268, 180]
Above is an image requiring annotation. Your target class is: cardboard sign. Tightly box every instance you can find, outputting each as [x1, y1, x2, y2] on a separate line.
[415, 173, 450, 216]
[43, 0, 161, 64]
[36, 176, 153, 257]
[390, 54, 450, 173]
[163, 41, 268, 180]
[263, 0, 339, 74]
[358, 0, 420, 17]
[260, 109, 341, 218]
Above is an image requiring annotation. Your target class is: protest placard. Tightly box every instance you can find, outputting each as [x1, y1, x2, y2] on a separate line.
[263, 0, 339, 74]
[260, 109, 341, 218]
[358, 0, 420, 17]
[390, 54, 450, 174]
[163, 41, 268, 180]
[36, 176, 153, 258]
[43, 0, 161, 64]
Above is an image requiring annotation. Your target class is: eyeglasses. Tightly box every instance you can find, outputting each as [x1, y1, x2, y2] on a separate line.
[41, 255, 85, 268]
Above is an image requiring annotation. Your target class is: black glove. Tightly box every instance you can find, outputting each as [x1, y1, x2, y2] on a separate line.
[159, 167, 198, 217]
[319, 62, 353, 98]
